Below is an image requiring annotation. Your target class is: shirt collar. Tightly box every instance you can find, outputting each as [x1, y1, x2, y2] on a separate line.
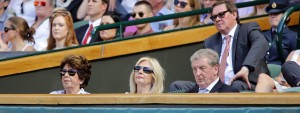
[221, 23, 237, 40]
[198, 78, 220, 93]
[89, 18, 102, 27]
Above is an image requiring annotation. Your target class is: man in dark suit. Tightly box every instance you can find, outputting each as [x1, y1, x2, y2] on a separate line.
[170, 1, 269, 92]
[75, 0, 108, 45]
[186, 49, 238, 93]
[263, 0, 297, 65]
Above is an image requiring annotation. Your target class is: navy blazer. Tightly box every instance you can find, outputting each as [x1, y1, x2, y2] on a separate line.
[204, 22, 270, 84]
[263, 27, 297, 65]
[75, 24, 102, 45]
[186, 79, 239, 93]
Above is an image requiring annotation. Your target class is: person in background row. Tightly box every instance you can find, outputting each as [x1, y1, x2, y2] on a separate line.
[9, 0, 36, 27]
[75, 0, 108, 45]
[164, 0, 201, 31]
[0, 0, 11, 31]
[0, 16, 35, 51]
[124, 1, 154, 37]
[57, 0, 83, 23]
[47, 8, 79, 50]
[50, 54, 91, 94]
[200, 0, 221, 24]
[99, 11, 123, 41]
[263, 0, 297, 65]
[32, 0, 54, 51]
[129, 56, 165, 94]
[186, 49, 239, 93]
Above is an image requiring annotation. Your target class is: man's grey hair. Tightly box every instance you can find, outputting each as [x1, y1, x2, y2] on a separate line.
[190, 48, 219, 66]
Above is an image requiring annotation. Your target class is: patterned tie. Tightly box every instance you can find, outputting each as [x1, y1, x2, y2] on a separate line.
[82, 24, 93, 45]
[219, 35, 231, 82]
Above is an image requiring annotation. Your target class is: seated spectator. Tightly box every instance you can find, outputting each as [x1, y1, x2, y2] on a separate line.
[129, 56, 165, 94]
[124, 1, 154, 37]
[164, 0, 201, 31]
[185, 49, 239, 93]
[0, 16, 35, 51]
[147, 0, 174, 32]
[47, 8, 79, 50]
[0, 0, 12, 31]
[32, 0, 55, 51]
[234, 0, 254, 18]
[50, 55, 91, 94]
[263, 0, 297, 65]
[99, 11, 123, 41]
[255, 50, 300, 92]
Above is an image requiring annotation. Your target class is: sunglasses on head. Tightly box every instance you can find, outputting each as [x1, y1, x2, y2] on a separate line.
[210, 10, 229, 21]
[34, 1, 46, 7]
[60, 69, 78, 77]
[3, 27, 15, 33]
[174, 0, 189, 8]
[131, 12, 144, 18]
[50, 11, 69, 20]
[133, 66, 153, 74]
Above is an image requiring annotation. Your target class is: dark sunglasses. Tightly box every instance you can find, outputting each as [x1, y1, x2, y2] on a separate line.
[133, 66, 154, 74]
[60, 69, 78, 77]
[100, 22, 113, 25]
[210, 10, 229, 21]
[131, 12, 144, 18]
[34, 1, 46, 7]
[174, 0, 189, 8]
[3, 27, 15, 33]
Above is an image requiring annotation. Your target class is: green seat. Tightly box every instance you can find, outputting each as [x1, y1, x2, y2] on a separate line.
[73, 20, 88, 29]
[267, 64, 282, 78]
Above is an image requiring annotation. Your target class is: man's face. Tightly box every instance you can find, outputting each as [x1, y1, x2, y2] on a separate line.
[34, 0, 53, 17]
[269, 12, 283, 28]
[0, 0, 9, 10]
[211, 3, 237, 34]
[191, 58, 218, 89]
[202, 0, 216, 8]
[87, 0, 107, 18]
[132, 4, 153, 28]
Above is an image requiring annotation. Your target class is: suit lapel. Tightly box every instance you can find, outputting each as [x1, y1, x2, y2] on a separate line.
[210, 79, 223, 93]
[216, 33, 223, 55]
[231, 24, 240, 68]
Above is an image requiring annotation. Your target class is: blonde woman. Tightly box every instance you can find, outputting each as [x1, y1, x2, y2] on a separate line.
[129, 56, 165, 94]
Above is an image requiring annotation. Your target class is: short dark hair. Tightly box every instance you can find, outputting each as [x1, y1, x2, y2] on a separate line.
[211, 0, 240, 24]
[60, 55, 92, 88]
[103, 11, 124, 38]
[134, 1, 153, 13]
[102, 0, 109, 13]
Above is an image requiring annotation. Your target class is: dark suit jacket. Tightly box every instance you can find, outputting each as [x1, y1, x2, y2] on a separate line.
[66, 0, 83, 23]
[204, 22, 270, 84]
[186, 79, 239, 93]
[75, 24, 102, 45]
[263, 27, 297, 65]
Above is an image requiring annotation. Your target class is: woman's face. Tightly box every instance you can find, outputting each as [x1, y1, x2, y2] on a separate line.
[61, 64, 84, 90]
[174, 0, 193, 13]
[134, 60, 154, 86]
[99, 15, 116, 41]
[52, 16, 68, 40]
[3, 21, 16, 42]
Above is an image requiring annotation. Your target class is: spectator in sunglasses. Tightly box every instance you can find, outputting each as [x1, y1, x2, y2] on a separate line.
[50, 54, 91, 94]
[170, 1, 269, 92]
[0, 16, 35, 51]
[164, 0, 201, 31]
[0, 0, 11, 31]
[129, 56, 165, 94]
[123, 1, 154, 37]
[99, 11, 123, 41]
[32, 0, 55, 51]
[47, 8, 79, 50]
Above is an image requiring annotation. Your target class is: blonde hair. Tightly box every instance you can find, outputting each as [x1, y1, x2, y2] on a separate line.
[173, 0, 201, 26]
[129, 56, 165, 93]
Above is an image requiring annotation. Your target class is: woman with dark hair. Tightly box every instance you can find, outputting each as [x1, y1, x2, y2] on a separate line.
[99, 11, 123, 41]
[47, 7, 79, 50]
[0, 16, 35, 51]
[50, 54, 92, 94]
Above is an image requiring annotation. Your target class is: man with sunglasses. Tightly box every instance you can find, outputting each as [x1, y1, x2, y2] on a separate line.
[203, 0, 269, 91]
[0, 0, 11, 31]
[124, 1, 154, 37]
[75, 0, 108, 45]
[263, 0, 297, 65]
